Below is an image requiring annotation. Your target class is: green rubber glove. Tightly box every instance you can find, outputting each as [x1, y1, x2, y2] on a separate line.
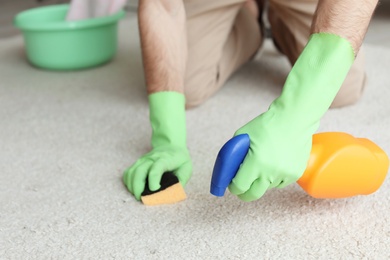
[123, 92, 192, 200]
[229, 33, 355, 202]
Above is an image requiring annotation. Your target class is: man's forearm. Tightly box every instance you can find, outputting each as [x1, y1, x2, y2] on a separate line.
[311, 0, 378, 54]
[138, 0, 187, 94]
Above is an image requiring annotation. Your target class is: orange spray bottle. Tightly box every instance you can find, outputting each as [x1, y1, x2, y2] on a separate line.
[210, 132, 389, 198]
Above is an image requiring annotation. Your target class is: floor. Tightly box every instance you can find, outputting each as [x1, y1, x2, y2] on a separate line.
[1, 14, 390, 259]
[2, 1, 390, 47]
[365, 1, 390, 46]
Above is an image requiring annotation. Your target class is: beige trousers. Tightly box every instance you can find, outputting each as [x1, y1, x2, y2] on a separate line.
[183, 0, 366, 108]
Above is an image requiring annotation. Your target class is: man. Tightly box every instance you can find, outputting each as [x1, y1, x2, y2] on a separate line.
[123, 0, 378, 202]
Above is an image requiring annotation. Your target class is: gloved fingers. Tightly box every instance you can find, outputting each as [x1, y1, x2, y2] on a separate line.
[175, 161, 193, 187]
[132, 160, 154, 201]
[148, 155, 193, 190]
[148, 159, 169, 191]
[237, 178, 270, 202]
[276, 178, 295, 189]
[123, 158, 145, 192]
[228, 181, 244, 195]
[123, 168, 129, 185]
[228, 152, 259, 195]
[269, 178, 284, 189]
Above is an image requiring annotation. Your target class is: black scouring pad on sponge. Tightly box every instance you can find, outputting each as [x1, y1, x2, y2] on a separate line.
[141, 172, 187, 206]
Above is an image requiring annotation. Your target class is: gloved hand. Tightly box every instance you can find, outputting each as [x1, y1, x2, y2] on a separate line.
[67, 0, 127, 21]
[123, 92, 192, 200]
[229, 33, 355, 202]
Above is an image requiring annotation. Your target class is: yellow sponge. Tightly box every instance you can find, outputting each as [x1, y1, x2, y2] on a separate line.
[141, 172, 187, 206]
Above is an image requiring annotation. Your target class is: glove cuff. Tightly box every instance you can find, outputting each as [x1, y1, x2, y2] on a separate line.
[149, 91, 187, 148]
[269, 33, 355, 129]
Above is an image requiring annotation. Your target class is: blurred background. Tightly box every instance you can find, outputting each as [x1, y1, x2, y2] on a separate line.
[0, 0, 138, 38]
[1, 0, 389, 46]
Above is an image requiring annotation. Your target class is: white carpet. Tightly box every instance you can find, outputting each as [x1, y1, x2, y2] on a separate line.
[1, 15, 390, 259]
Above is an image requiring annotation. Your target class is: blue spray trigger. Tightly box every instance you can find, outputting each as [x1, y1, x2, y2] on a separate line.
[210, 134, 251, 197]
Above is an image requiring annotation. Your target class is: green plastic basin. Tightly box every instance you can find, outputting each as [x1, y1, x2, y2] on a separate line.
[14, 4, 125, 70]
